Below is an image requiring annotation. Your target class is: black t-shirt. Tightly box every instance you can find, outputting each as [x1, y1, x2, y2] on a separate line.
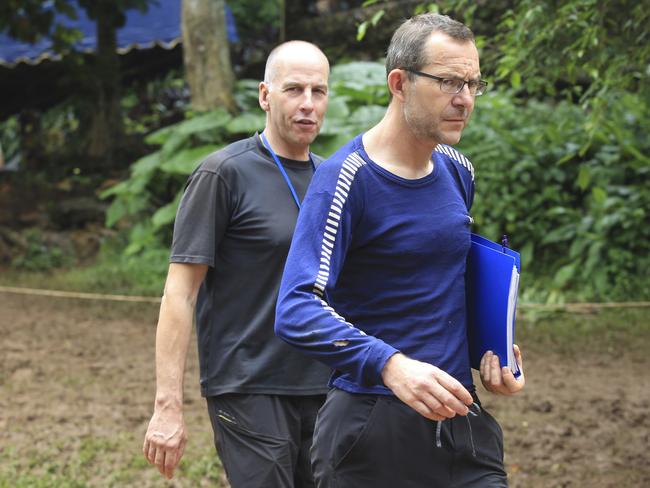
[170, 134, 331, 397]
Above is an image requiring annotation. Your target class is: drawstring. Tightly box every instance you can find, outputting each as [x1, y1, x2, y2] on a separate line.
[435, 402, 481, 457]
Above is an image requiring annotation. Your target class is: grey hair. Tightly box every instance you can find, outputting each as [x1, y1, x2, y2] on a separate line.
[263, 40, 328, 86]
[385, 13, 475, 78]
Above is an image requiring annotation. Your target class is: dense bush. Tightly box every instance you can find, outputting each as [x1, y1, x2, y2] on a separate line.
[101, 61, 649, 301]
[460, 90, 650, 301]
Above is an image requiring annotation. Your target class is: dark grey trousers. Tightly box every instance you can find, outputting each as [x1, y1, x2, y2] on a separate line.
[207, 393, 326, 488]
[311, 388, 508, 488]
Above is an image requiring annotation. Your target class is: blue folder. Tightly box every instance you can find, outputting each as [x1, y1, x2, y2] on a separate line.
[466, 234, 522, 378]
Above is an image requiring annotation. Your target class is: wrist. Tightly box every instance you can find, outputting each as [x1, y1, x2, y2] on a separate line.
[380, 352, 404, 387]
[154, 393, 183, 411]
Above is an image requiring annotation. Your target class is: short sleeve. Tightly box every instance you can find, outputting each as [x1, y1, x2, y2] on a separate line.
[170, 170, 231, 267]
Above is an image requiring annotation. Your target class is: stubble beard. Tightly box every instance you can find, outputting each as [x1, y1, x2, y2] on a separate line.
[404, 102, 447, 146]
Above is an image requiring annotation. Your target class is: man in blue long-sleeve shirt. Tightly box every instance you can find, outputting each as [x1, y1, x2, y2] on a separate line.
[276, 13, 525, 487]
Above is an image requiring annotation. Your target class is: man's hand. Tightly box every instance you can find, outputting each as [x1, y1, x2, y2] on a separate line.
[142, 404, 187, 479]
[480, 344, 525, 395]
[381, 353, 473, 421]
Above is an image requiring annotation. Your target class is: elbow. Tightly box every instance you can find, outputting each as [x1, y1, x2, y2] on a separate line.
[274, 317, 287, 341]
[274, 304, 290, 342]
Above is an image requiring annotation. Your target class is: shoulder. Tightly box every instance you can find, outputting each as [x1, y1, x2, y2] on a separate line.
[194, 136, 263, 176]
[434, 144, 475, 182]
[314, 136, 368, 182]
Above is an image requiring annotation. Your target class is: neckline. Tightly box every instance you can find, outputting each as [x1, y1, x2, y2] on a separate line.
[356, 134, 440, 187]
[255, 132, 313, 169]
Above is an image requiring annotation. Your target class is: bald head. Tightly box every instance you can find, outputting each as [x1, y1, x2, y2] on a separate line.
[264, 41, 329, 86]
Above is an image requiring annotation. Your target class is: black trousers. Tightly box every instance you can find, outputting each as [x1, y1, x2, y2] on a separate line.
[311, 389, 508, 488]
[207, 393, 325, 488]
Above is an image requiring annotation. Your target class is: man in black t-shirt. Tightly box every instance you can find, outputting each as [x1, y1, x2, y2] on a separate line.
[142, 41, 331, 487]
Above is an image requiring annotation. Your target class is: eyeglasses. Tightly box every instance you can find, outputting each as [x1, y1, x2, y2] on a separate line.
[402, 68, 488, 96]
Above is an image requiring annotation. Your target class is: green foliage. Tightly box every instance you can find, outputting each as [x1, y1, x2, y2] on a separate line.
[11, 230, 74, 271]
[121, 70, 189, 137]
[493, 1, 649, 100]
[228, 0, 281, 40]
[459, 89, 650, 301]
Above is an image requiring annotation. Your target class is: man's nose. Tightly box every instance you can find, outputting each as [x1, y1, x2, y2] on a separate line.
[452, 84, 474, 109]
[299, 90, 315, 112]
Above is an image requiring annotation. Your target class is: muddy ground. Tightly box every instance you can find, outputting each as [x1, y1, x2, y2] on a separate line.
[1, 291, 648, 487]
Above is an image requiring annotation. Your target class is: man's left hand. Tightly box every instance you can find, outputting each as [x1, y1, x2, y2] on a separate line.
[479, 344, 525, 395]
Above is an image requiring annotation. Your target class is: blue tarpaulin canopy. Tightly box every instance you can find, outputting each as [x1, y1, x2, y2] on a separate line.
[0, 0, 238, 67]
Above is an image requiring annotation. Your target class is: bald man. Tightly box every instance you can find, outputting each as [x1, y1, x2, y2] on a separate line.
[143, 41, 331, 487]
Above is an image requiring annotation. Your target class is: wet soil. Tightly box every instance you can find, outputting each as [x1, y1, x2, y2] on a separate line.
[1, 292, 648, 487]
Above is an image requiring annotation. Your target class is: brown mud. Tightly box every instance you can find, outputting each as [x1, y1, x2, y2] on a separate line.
[1, 292, 648, 487]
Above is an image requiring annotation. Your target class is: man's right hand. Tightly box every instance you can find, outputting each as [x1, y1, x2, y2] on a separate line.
[142, 404, 187, 479]
[381, 353, 473, 421]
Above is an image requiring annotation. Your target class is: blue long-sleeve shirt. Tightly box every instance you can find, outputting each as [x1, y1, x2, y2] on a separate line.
[275, 134, 476, 395]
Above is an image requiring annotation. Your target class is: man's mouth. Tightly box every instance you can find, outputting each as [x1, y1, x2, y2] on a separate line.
[295, 119, 316, 126]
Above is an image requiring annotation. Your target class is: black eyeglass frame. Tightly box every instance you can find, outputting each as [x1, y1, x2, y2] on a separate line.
[402, 68, 488, 96]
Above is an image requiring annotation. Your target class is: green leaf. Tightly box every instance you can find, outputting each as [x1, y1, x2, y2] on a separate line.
[226, 112, 266, 135]
[160, 145, 220, 174]
[510, 71, 521, 89]
[554, 263, 576, 287]
[348, 105, 386, 130]
[370, 10, 385, 26]
[160, 131, 191, 160]
[356, 21, 368, 42]
[152, 190, 184, 229]
[319, 98, 352, 135]
[174, 109, 232, 135]
[145, 125, 175, 146]
[105, 199, 127, 228]
[577, 165, 590, 190]
[145, 110, 231, 146]
[591, 187, 607, 204]
[99, 180, 131, 199]
[131, 151, 162, 177]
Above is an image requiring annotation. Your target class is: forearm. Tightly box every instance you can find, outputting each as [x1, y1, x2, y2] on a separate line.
[276, 287, 398, 386]
[152, 263, 207, 409]
[153, 294, 194, 408]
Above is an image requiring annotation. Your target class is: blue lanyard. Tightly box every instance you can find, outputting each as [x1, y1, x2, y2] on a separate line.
[260, 133, 315, 210]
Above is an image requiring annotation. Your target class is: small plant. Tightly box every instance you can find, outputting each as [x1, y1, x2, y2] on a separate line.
[11, 230, 74, 271]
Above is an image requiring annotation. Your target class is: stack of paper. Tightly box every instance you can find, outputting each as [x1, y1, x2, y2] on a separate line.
[466, 234, 522, 378]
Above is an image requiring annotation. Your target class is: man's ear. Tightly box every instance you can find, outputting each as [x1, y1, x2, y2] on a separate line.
[387, 69, 408, 102]
[258, 81, 270, 112]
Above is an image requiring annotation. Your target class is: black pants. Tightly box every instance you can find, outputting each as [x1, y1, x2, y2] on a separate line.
[311, 389, 508, 488]
[207, 393, 326, 488]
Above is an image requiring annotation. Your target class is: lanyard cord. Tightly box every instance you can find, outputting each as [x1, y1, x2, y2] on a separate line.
[260, 133, 315, 210]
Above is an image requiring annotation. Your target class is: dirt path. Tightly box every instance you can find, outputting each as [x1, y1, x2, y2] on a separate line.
[1, 292, 649, 487]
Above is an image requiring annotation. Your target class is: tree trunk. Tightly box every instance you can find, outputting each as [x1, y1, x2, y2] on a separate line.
[182, 0, 237, 112]
[87, 3, 123, 166]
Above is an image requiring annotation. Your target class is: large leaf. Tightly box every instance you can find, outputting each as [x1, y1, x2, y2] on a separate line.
[160, 145, 221, 174]
[226, 112, 266, 135]
[174, 109, 232, 135]
[145, 109, 231, 146]
[152, 189, 184, 229]
[131, 151, 162, 177]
